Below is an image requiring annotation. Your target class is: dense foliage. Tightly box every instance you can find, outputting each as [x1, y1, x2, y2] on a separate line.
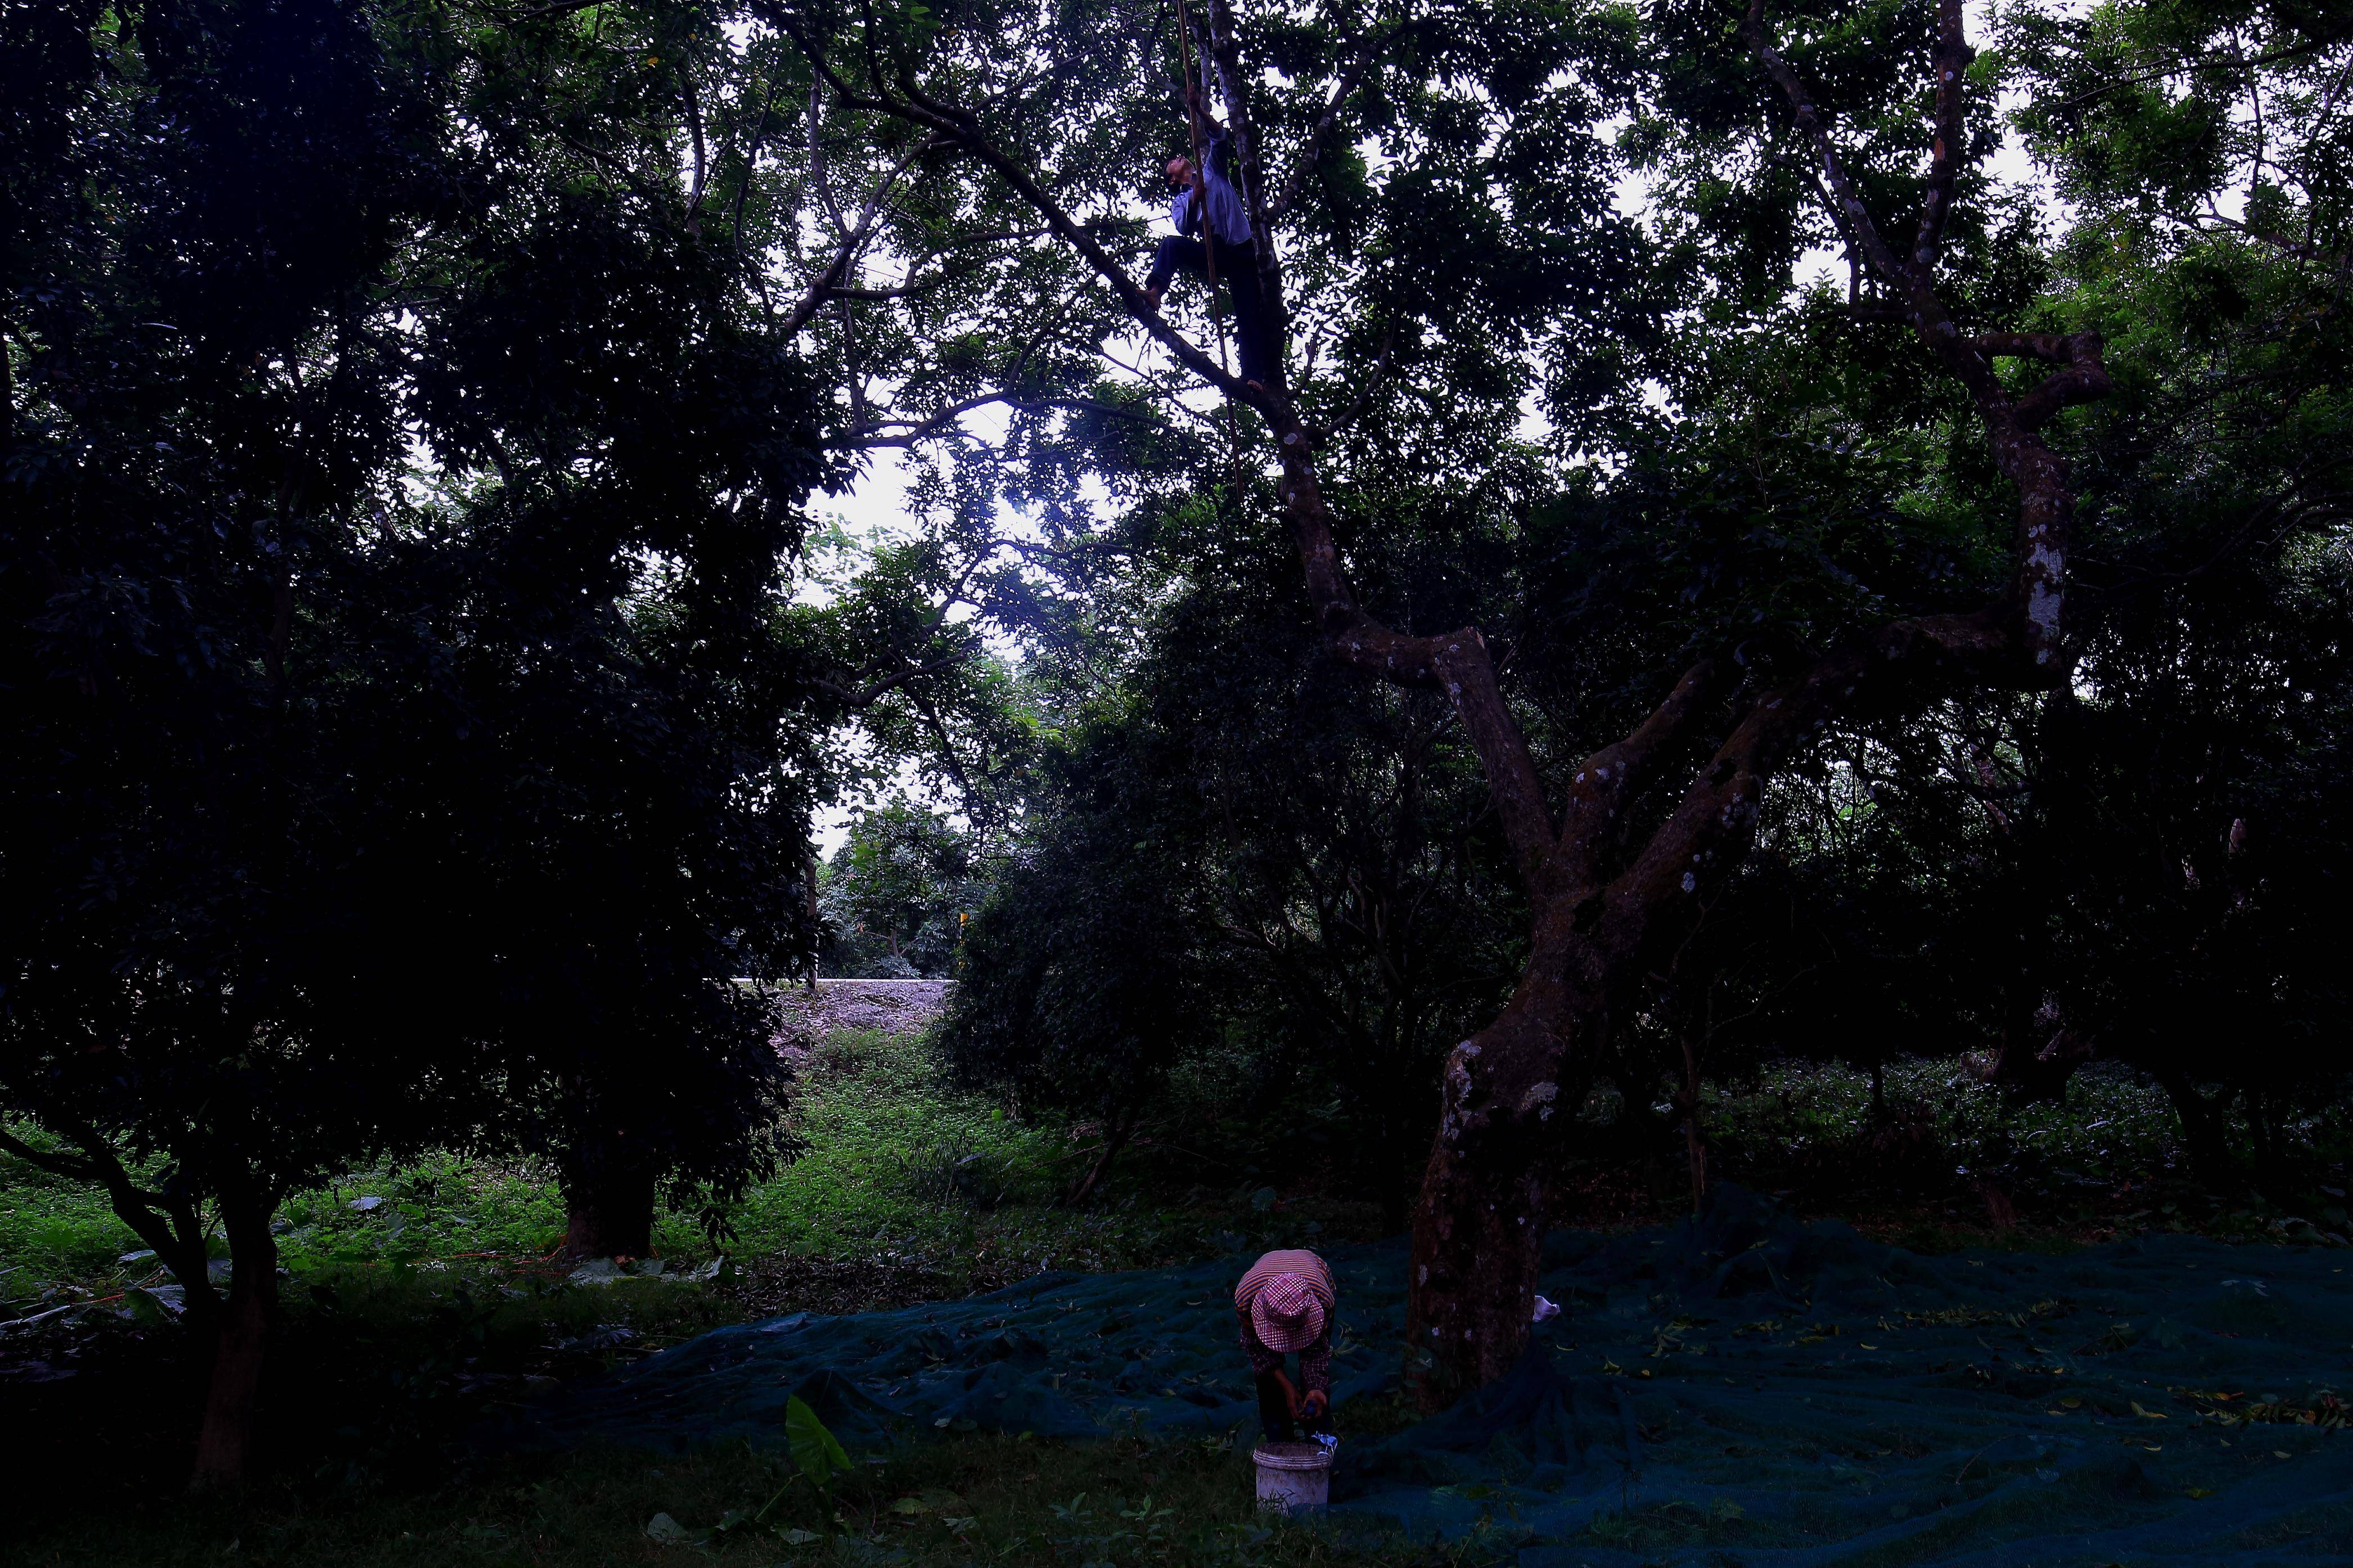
[817, 797, 985, 977]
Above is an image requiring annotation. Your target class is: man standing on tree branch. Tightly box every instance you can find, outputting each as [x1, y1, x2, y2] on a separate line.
[1234, 1247, 1334, 1439]
[1143, 84, 1277, 393]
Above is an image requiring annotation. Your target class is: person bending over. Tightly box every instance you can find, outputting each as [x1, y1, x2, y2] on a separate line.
[1234, 1247, 1333, 1440]
[1144, 88, 1278, 392]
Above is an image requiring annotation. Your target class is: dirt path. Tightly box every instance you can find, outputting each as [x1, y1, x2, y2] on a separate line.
[771, 978, 950, 1040]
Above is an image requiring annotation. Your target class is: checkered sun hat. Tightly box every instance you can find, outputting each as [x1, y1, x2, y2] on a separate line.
[1250, 1273, 1326, 1353]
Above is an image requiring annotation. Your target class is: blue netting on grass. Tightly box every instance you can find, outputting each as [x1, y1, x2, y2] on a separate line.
[506, 1186, 2353, 1565]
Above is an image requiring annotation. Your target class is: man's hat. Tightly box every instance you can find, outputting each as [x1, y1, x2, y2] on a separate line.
[1250, 1273, 1325, 1353]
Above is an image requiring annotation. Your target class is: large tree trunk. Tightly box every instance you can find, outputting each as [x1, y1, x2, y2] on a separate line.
[563, 1147, 658, 1258]
[1404, 1102, 1552, 1406]
[1401, 932, 1599, 1406]
[188, 1187, 277, 1491]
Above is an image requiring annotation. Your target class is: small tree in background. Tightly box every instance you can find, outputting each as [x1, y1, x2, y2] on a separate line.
[941, 727, 1216, 1204]
[818, 798, 984, 978]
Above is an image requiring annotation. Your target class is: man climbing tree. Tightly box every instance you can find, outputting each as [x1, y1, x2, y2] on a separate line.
[1145, 82, 1278, 392]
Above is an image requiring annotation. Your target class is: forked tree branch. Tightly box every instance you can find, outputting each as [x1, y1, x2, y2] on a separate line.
[1604, 609, 2008, 976]
[815, 653, 966, 707]
[1552, 657, 1733, 896]
[777, 135, 935, 338]
[1746, 0, 2109, 675]
[1740, 0, 1908, 289]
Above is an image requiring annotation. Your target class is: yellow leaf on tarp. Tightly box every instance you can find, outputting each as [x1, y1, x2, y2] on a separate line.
[2131, 1402, 2167, 1420]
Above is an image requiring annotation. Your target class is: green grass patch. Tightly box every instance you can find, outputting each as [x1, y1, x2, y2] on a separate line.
[5, 1030, 1358, 1312]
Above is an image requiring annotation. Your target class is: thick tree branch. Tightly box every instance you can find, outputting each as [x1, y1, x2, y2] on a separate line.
[1748, 1, 2109, 672]
[849, 391, 1155, 450]
[815, 654, 964, 708]
[2008, 336, 2113, 432]
[1203, 0, 1269, 233]
[1908, 0, 1975, 278]
[1553, 657, 1733, 893]
[0, 1123, 217, 1313]
[1604, 611, 2008, 988]
[0, 1124, 101, 1184]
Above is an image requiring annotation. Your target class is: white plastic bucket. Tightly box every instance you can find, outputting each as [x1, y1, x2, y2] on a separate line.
[1252, 1440, 1333, 1516]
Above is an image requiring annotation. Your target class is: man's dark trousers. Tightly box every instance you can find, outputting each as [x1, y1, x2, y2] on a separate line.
[1149, 234, 1275, 386]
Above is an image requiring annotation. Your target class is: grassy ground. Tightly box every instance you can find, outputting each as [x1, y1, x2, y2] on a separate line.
[3, 1032, 2342, 1567]
[2, 1028, 1378, 1312]
[1, 1027, 1407, 1567]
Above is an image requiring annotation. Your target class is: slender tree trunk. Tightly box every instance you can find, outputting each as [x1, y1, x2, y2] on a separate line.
[188, 1187, 277, 1491]
[1405, 1120, 1552, 1406]
[1402, 924, 1601, 1405]
[2156, 1069, 2241, 1194]
[1063, 1106, 1134, 1208]
[1680, 1034, 1709, 1215]
[805, 848, 822, 989]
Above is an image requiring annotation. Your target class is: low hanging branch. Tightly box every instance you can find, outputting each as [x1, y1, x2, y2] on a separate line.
[0, 1121, 217, 1320]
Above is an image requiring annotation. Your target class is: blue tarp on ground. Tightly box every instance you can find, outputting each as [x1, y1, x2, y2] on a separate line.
[510, 1186, 2353, 1565]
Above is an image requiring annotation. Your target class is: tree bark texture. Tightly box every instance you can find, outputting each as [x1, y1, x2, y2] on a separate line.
[187, 1187, 277, 1490]
[772, 0, 2111, 1407]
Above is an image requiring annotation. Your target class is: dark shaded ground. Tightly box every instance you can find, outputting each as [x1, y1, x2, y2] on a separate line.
[715, 1250, 1045, 1318]
[503, 1186, 2353, 1566]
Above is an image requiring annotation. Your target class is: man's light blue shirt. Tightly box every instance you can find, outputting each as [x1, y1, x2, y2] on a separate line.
[1170, 128, 1255, 247]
